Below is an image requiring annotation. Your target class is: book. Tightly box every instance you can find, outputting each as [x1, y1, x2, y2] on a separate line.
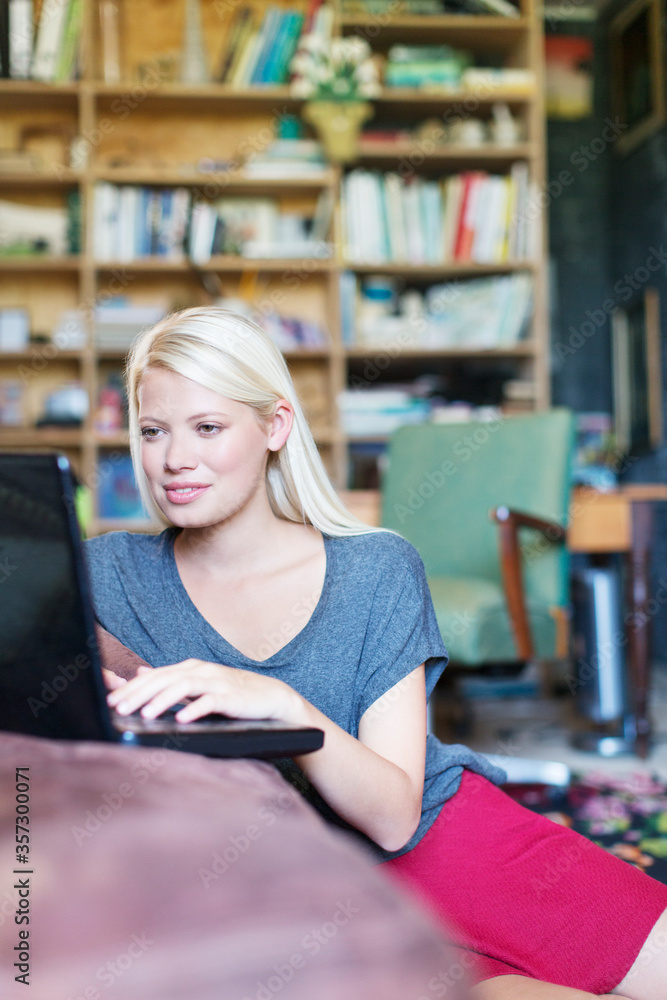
[403, 178, 425, 263]
[55, 0, 82, 81]
[0, 0, 9, 77]
[250, 7, 282, 85]
[263, 10, 303, 85]
[222, 8, 256, 84]
[229, 22, 263, 86]
[93, 183, 117, 261]
[383, 172, 408, 263]
[96, 452, 146, 520]
[0, 198, 69, 256]
[462, 0, 519, 17]
[8, 0, 32, 78]
[99, 0, 120, 83]
[454, 172, 484, 260]
[441, 174, 464, 261]
[216, 5, 252, 82]
[31, 0, 70, 82]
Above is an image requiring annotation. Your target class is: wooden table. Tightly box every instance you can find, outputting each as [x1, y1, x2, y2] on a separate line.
[568, 485, 667, 758]
[341, 486, 667, 759]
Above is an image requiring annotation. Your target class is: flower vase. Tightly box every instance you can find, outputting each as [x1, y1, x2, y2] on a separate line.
[303, 101, 373, 164]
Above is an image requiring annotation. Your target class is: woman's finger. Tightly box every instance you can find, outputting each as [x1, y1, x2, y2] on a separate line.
[102, 668, 127, 691]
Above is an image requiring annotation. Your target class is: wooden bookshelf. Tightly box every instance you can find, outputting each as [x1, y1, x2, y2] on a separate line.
[0, 0, 549, 527]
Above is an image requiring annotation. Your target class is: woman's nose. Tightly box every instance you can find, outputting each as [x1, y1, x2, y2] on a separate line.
[164, 433, 197, 471]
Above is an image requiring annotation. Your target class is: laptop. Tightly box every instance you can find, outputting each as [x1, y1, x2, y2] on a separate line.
[0, 453, 324, 759]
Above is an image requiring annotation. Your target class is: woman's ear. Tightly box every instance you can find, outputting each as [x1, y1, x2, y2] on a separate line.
[267, 399, 294, 452]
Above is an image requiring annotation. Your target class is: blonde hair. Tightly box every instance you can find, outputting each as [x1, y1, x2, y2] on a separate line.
[126, 306, 379, 536]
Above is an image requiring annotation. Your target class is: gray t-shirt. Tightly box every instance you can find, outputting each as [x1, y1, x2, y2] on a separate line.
[84, 528, 505, 861]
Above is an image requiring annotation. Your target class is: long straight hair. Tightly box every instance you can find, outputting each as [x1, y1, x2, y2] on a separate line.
[125, 307, 379, 536]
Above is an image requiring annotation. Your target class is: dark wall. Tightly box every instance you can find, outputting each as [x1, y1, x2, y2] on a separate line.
[547, 7, 667, 653]
[548, 20, 615, 413]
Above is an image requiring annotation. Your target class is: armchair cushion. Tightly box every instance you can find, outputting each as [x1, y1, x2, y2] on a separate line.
[428, 576, 557, 665]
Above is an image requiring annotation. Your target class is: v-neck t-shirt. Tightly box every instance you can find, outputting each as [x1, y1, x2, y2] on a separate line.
[84, 527, 505, 861]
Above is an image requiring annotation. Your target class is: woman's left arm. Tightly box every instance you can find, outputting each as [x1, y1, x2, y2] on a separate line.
[106, 661, 427, 853]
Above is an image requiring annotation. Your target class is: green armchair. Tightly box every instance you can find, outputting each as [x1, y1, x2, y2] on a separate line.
[381, 409, 576, 669]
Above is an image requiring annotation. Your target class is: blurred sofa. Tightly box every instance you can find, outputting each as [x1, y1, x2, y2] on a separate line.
[0, 629, 468, 1000]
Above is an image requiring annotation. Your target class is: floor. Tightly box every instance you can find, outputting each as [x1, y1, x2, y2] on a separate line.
[432, 663, 667, 782]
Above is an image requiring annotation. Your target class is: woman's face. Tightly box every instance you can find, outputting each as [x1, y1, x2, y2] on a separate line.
[137, 368, 290, 528]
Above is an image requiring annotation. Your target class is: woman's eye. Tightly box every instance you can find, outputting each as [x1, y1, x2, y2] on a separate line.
[140, 427, 161, 438]
[198, 423, 220, 435]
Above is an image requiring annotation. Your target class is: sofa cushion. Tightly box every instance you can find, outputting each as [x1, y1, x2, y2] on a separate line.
[428, 575, 557, 665]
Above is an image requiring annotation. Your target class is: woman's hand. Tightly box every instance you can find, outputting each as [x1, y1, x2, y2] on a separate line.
[102, 668, 128, 692]
[106, 660, 303, 724]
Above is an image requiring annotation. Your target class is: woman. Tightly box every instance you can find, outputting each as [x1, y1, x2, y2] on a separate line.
[87, 306, 667, 999]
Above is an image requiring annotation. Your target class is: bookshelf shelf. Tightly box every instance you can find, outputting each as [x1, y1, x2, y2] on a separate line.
[347, 262, 537, 277]
[93, 257, 335, 274]
[94, 431, 130, 447]
[0, 0, 548, 517]
[0, 256, 82, 271]
[0, 350, 83, 362]
[91, 168, 337, 189]
[346, 344, 536, 359]
[0, 81, 79, 107]
[0, 172, 82, 186]
[0, 427, 84, 447]
[376, 85, 535, 111]
[339, 14, 531, 48]
[91, 82, 301, 106]
[356, 142, 535, 165]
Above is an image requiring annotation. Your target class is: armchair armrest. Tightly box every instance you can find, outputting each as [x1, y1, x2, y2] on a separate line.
[490, 506, 567, 661]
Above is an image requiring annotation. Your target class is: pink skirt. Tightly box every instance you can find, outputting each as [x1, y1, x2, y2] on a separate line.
[380, 770, 667, 993]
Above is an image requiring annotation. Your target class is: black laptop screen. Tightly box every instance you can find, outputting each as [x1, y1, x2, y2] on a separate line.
[0, 454, 113, 741]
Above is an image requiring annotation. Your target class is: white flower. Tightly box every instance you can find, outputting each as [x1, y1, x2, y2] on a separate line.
[331, 37, 345, 62]
[345, 37, 371, 62]
[290, 77, 316, 98]
[300, 33, 327, 54]
[290, 53, 313, 76]
[355, 62, 379, 84]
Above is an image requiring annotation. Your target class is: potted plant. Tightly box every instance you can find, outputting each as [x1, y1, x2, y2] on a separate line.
[289, 35, 381, 163]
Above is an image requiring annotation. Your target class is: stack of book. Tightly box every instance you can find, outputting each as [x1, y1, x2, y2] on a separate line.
[189, 196, 329, 263]
[338, 388, 432, 437]
[93, 184, 332, 264]
[93, 185, 191, 263]
[94, 302, 166, 351]
[0, 196, 76, 256]
[384, 44, 472, 89]
[217, 3, 312, 87]
[341, 0, 520, 15]
[242, 139, 328, 180]
[341, 271, 533, 349]
[0, 379, 23, 426]
[341, 165, 534, 265]
[261, 311, 328, 351]
[0, 0, 82, 81]
[96, 453, 146, 521]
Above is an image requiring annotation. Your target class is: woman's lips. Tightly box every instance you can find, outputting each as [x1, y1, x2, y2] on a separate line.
[164, 484, 211, 504]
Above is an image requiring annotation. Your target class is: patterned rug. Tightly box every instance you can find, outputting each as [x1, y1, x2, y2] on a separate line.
[507, 772, 667, 885]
